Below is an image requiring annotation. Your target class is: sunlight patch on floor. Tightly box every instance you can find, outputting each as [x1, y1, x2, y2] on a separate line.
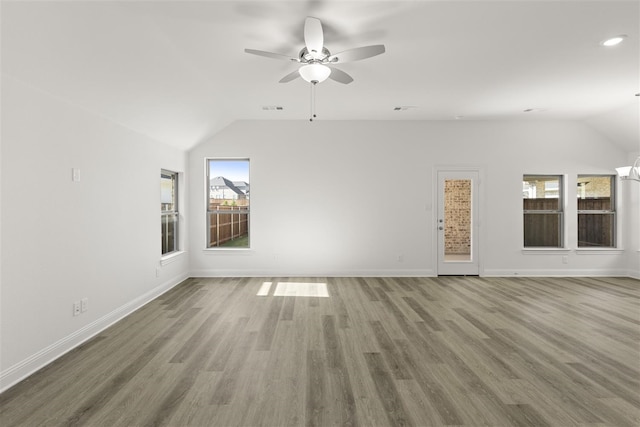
[256, 281, 273, 296]
[257, 281, 329, 297]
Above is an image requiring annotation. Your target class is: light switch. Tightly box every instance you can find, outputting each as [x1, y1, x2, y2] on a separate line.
[72, 168, 81, 182]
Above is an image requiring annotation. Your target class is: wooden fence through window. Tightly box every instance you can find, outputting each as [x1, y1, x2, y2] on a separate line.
[577, 198, 614, 247]
[523, 198, 612, 247]
[208, 205, 249, 247]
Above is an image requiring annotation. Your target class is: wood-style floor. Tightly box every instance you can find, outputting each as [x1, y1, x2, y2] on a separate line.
[1, 276, 639, 426]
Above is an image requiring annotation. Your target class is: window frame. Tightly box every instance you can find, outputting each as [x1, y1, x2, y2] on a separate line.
[161, 169, 179, 256]
[205, 158, 251, 250]
[523, 174, 565, 248]
[577, 174, 616, 248]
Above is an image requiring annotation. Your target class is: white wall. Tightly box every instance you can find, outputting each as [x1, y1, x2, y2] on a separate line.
[0, 75, 189, 391]
[189, 120, 632, 277]
[624, 151, 640, 278]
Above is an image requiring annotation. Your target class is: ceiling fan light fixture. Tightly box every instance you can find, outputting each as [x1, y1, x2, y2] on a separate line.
[299, 63, 331, 83]
[616, 157, 640, 182]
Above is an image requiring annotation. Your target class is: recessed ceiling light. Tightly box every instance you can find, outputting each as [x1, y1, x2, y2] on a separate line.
[601, 35, 627, 47]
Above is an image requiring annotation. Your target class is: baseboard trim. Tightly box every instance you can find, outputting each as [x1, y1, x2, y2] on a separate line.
[190, 269, 639, 279]
[189, 269, 437, 278]
[483, 268, 630, 277]
[0, 273, 189, 393]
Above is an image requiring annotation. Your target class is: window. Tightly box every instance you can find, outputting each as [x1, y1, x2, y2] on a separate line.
[161, 170, 179, 255]
[206, 159, 250, 248]
[577, 175, 615, 247]
[523, 175, 563, 247]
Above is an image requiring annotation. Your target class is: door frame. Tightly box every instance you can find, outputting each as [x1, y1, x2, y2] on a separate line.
[433, 166, 485, 276]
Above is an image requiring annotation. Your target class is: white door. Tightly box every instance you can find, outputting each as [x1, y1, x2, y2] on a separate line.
[437, 170, 480, 275]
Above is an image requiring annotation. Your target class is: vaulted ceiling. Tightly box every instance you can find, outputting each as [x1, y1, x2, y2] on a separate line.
[2, 0, 638, 152]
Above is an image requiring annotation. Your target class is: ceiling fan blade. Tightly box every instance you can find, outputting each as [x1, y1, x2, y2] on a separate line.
[304, 17, 324, 57]
[244, 49, 299, 62]
[279, 69, 301, 83]
[328, 45, 386, 63]
[328, 67, 354, 84]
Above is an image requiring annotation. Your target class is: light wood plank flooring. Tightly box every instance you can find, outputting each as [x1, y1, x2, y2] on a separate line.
[1, 276, 639, 426]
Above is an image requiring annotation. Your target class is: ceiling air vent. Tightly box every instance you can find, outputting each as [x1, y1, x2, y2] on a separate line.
[262, 106, 284, 111]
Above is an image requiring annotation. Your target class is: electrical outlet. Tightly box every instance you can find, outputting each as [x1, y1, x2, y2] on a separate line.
[73, 301, 81, 316]
[562, 255, 569, 264]
[81, 298, 88, 313]
[155, 268, 160, 278]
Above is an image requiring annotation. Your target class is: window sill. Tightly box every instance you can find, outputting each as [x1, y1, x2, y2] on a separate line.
[521, 248, 571, 255]
[203, 248, 253, 255]
[575, 248, 624, 255]
[160, 251, 186, 266]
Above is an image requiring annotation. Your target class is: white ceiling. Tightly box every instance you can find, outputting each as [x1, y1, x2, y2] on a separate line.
[2, 0, 639, 152]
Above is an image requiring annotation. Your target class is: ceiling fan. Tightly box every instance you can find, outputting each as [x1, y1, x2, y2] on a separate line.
[245, 16, 385, 85]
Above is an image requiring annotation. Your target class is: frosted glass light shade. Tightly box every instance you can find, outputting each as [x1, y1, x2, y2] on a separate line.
[299, 63, 331, 83]
[615, 166, 632, 177]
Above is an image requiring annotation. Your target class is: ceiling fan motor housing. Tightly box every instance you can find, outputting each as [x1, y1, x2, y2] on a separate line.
[299, 47, 331, 63]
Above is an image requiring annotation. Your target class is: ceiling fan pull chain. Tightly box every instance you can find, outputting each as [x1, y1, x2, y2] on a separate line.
[310, 82, 313, 121]
[310, 82, 318, 121]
